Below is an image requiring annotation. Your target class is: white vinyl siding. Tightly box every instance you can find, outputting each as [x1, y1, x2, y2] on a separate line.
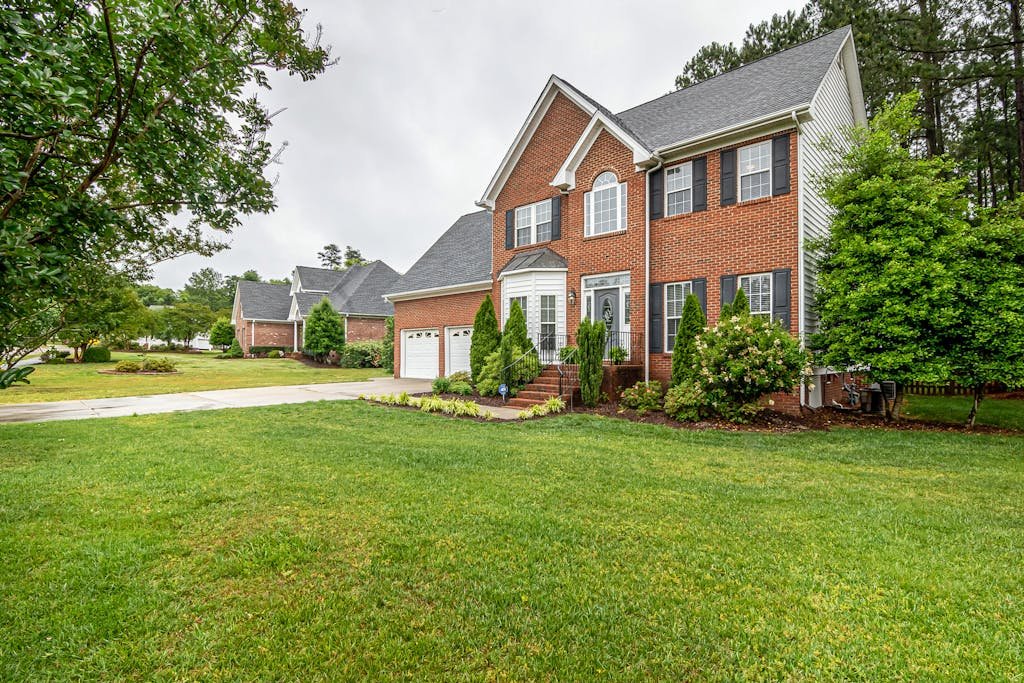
[738, 140, 771, 202]
[665, 163, 693, 216]
[584, 171, 627, 236]
[665, 281, 692, 351]
[515, 199, 552, 247]
[739, 273, 771, 318]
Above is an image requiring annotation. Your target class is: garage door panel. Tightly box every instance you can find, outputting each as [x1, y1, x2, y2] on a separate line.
[401, 329, 439, 379]
[446, 327, 472, 376]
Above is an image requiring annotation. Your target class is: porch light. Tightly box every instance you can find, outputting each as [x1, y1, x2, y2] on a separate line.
[568, 288, 577, 307]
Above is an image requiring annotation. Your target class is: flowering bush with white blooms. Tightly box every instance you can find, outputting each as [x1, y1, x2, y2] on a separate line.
[664, 313, 811, 423]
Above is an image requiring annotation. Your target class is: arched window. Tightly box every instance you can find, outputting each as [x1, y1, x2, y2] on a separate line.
[585, 172, 626, 236]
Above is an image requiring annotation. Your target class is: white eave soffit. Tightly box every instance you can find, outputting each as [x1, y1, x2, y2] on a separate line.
[551, 113, 653, 191]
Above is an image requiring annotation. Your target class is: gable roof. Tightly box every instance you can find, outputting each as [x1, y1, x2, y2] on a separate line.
[616, 27, 853, 151]
[498, 247, 567, 278]
[292, 261, 400, 318]
[237, 281, 292, 321]
[294, 266, 345, 292]
[385, 210, 493, 299]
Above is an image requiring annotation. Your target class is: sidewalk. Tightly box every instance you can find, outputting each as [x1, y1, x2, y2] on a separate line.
[0, 378, 433, 424]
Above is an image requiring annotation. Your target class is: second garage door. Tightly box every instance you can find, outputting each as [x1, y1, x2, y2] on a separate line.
[402, 329, 439, 379]
[446, 327, 473, 376]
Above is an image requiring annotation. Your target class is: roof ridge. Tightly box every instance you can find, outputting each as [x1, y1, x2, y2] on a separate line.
[616, 25, 851, 118]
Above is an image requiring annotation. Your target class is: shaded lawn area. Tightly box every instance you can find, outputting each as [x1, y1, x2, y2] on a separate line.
[1, 402, 1022, 680]
[904, 394, 1024, 431]
[0, 351, 387, 404]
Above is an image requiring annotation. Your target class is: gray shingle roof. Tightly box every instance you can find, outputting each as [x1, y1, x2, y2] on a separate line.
[294, 266, 345, 292]
[498, 247, 567, 277]
[615, 27, 851, 150]
[387, 210, 493, 296]
[237, 281, 292, 321]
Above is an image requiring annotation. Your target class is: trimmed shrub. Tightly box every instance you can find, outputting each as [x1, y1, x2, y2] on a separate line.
[340, 341, 384, 368]
[113, 360, 141, 373]
[82, 346, 111, 363]
[303, 298, 346, 363]
[432, 376, 452, 394]
[142, 357, 177, 373]
[267, 350, 283, 359]
[671, 293, 706, 387]
[382, 316, 395, 373]
[449, 380, 473, 396]
[577, 318, 606, 407]
[619, 380, 664, 415]
[470, 294, 500, 383]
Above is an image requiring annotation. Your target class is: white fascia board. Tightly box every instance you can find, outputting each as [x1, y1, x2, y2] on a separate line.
[384, 279, 493, 303]
[653, 106, 812, 161]
[551, 113, 653, 190]
[477, 75, 598, 210]
[497, 267, 568, 282]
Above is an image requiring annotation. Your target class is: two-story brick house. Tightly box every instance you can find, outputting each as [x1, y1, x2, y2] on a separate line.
[386, 27, 865, 409]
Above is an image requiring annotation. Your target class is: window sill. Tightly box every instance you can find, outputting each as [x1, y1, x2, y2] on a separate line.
[583, 229, 627, 241]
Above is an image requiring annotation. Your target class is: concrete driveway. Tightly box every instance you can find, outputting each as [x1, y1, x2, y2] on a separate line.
[0, 377, 433, 424]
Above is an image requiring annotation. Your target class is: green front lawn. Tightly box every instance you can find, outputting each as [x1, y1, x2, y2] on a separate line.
[0, 351, 387, 404]
[904, 394, 1024, 431]
[1, 402, 1021, 679]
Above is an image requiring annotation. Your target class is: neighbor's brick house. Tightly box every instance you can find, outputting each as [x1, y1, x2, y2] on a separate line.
[385, 28, 866, 409]
[233, 261, 399, 355]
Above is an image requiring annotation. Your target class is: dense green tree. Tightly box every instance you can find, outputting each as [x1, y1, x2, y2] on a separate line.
[671, 293, 706, 387]
[303, 298, 345, 363]
[812, 94, 966, 420]
[208, 318, 235, 350]
[0, 0, 332, 368]
[469, 294, 500, 383]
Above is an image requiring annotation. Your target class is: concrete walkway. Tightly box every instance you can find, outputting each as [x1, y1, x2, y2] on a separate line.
[0, 378, 435, 424]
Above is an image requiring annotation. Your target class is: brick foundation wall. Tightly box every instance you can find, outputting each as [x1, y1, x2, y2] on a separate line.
[392, 289, 490, 378]
[346, 316, 387, 342]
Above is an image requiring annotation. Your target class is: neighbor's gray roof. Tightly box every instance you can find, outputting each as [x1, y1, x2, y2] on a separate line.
[237, 281, 292, 321]
[294, 265, 345, 292]
[615, 26, 851, 150]
[387, 210, 493, 295]
[294, 261, 400, 317]
[498, 247, 567, 276]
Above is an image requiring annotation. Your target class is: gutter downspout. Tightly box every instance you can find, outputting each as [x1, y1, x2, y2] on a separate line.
[644, 153, 664, 383]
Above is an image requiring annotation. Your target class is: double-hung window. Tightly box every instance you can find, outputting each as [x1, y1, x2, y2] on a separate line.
[738, 141, 771, 201]
[514, 199, 552, 247]
[664, 281, 693, 351]
[540, 295, 556, 351]
[665, 162, 693, 216]
[738, 273, 771, 318]
[584, 172, 627, 236]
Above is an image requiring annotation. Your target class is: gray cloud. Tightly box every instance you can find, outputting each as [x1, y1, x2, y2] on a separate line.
[152, 0, 800, 287]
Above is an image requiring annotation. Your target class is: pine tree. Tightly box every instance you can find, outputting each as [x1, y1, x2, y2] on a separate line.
[303, 298, 346, 363]
[671, 294, 706, 387]
[469, 294, 500, 383]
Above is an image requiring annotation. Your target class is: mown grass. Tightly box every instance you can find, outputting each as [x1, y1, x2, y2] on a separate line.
[903, 394, 1024, 431]
[1, 402, 1022, 680]
[0, 351, 386, 404]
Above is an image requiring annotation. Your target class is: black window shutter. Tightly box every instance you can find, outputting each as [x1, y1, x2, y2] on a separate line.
[720, 149, 736, 206]
[649, 168, 664, 221]
[772, 268, 791, 330]
[649, 283, 664, 354]
[550, 195, 562, 240]
[772, 134, 791, 196]
[720, 275, 737, 309]
[692, 278, 707, 316]
[505, 209, 514, 249]
[693, 157, 708, 212]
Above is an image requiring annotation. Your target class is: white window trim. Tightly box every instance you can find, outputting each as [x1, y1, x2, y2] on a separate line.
[664, 281, 693, 352]
[664, 162, 693, 217]
[584, 173, 627, 237]
[738, 272, 773, 319]
[514, 199, 553, 247]
[738, 140, 772, 203]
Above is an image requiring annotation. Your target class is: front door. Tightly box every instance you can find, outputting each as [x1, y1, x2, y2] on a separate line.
[596, 288, 619, 356]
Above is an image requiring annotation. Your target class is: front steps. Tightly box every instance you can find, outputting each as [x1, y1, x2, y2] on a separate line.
[506, 366, 578, 408]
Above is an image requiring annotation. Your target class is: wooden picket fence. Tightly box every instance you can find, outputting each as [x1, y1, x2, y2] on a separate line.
[905, 381, 1005, 397]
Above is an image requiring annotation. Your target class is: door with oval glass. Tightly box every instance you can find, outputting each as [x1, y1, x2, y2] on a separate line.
[595, 288, 618, 358]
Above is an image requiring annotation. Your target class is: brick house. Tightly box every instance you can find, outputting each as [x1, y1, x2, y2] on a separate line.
[385, 28, 866, 408]
[232, 260, 399, 354]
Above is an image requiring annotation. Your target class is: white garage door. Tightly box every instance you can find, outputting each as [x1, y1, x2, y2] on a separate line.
[446, 327, 473, 376]
[401, 329, 439, 379]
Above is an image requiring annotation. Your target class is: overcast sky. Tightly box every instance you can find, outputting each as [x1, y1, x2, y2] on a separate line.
[151, 0, 801, 288]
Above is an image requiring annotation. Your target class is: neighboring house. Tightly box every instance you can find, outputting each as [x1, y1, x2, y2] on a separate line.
[385, 27, 866, 409]
[232, 261, 400, 354]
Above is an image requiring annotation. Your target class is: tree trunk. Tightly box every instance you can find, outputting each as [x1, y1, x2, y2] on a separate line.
[1011, 0, 1024, 193]
[967, 384, 984, 429]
